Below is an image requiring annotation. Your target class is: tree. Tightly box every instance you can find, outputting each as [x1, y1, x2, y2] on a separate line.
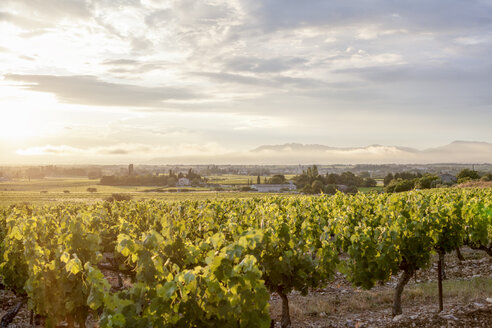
[87, 187, 97, 193]
[268, 175, 286, 184]
[480, 173, 492, 181]
[257, 175, 261, 184]
[385, 179, 414, 193]
[326, 173, 339, 185]
[339, 172, 364, 186]
[306, 165, 319, 182]
[168, 176, 177, 187]
[323, 184, 338, 195]
[362, 178, 377, 187]
[383, 173, 394, 186]
[457, 169, 480, 181]
[311, 180, 324, 194]
[414, 175, 439, 189]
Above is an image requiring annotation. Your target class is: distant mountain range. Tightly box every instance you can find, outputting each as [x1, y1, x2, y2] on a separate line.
[149, 141, 492, 165]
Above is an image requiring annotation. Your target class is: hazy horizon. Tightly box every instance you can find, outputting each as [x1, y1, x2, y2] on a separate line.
[1, 1, 491, 164]
[0, 140, 490, 165]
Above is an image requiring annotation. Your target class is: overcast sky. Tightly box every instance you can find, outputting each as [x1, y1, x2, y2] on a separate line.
[1, 0, 491, 164]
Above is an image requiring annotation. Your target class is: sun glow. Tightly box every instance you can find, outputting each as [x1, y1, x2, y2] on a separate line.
[0, 85, 57, 139]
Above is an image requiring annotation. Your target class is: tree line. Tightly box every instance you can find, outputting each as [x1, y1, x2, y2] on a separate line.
[293, 165, 377, 194]
[100, 169, 204, 187]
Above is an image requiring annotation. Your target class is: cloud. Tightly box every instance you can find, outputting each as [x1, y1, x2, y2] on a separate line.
[102, 59, 168, 75]
[16, 143, 153, 156]
[4, 0, 91, 21]
[223, 56, 308, 73]
[0, 11, 49, 29]
[244, 0, 492, 33]
[100, 145, 152, 155]
[102, 59, 140, 66]
[194, 72, 267, 86]
[194, 71, 325, 90]
[15, 142, 229, 160]
[16, 145, 82, 156]
[1, 0, 491, 156]
[4, 74, 201, 108]
[130, 36, 154, 53]
[144, 9, 172, 28]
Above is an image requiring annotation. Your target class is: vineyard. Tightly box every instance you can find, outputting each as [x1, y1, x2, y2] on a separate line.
[0, 189, 491, 328]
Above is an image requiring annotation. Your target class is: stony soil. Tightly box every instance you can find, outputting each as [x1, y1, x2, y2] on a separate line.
[269, 247, 492, 327]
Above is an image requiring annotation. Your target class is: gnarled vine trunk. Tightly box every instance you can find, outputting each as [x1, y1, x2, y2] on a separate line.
[455, 247, 465, 261]
[392, 269, 413, 317]
[470, 245, 492, 257]
[0, 298, 25, 328]
[438, 250, 444, 312]
[277, 288, 291, 328]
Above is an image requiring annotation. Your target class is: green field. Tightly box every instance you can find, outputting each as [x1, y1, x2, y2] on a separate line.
[205, 174, 296, 185]
[0, 176, 382, 206]
[357, 186, 384, 193]
[0, 177, 284, 206]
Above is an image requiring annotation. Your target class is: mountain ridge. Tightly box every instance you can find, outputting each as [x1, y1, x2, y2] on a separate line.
[148, 141, 492, 165]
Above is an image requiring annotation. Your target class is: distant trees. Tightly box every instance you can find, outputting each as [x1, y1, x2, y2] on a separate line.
[311, 180, 324, 193]
[362, 177, 377, 187]
[105, 193, 132, 202]
[414, 175, 440, 189]
[267, 174, 286, 184]
[88, 169, 103, 179]
[457, 169, 480, 183]
[481, 173, 492, 181]
[384, 172, 440, 193]
[385, 179, 414, 193]
[293, 165, 376, 194]
[383, 173, 394, 187]
[384, 172, 422, 187]
[87, 187, 97, 193]
[99, 169, 204, 187]
[323, 184, 338, 195]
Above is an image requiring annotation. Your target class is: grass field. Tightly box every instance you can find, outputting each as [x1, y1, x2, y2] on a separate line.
[205, 174, 296, 185]
[0, 176, 381, 206]
[358, 186, 384, 193]
[0, 177, 286, 206]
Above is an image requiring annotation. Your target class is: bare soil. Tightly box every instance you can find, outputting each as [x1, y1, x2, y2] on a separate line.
[455, 181, 492, 188]
[269, 247, 492, 327]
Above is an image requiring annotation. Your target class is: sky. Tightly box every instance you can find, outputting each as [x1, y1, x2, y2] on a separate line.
[0, 0, 491, 164]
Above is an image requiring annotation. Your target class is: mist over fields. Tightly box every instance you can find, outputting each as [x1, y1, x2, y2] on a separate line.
[147, 140, 492, 165]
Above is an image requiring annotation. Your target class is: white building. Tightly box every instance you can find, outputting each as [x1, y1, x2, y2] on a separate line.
[252, 182, 297, 192]
[176, 177, 190, 186]
[439, 173, 457, 184]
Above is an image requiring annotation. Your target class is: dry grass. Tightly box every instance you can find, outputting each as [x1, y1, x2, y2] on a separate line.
[271, 277, 492, 320]
[455, 180, 492, 188]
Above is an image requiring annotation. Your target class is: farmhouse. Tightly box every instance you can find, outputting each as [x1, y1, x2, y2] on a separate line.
[176, 177, 190, 186]
[439, 173, 457, 184]
[251, 182, 297, 192]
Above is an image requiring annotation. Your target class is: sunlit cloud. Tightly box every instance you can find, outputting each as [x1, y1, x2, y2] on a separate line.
[5, 74, 201, 108]
[0, 0, 491, 163]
